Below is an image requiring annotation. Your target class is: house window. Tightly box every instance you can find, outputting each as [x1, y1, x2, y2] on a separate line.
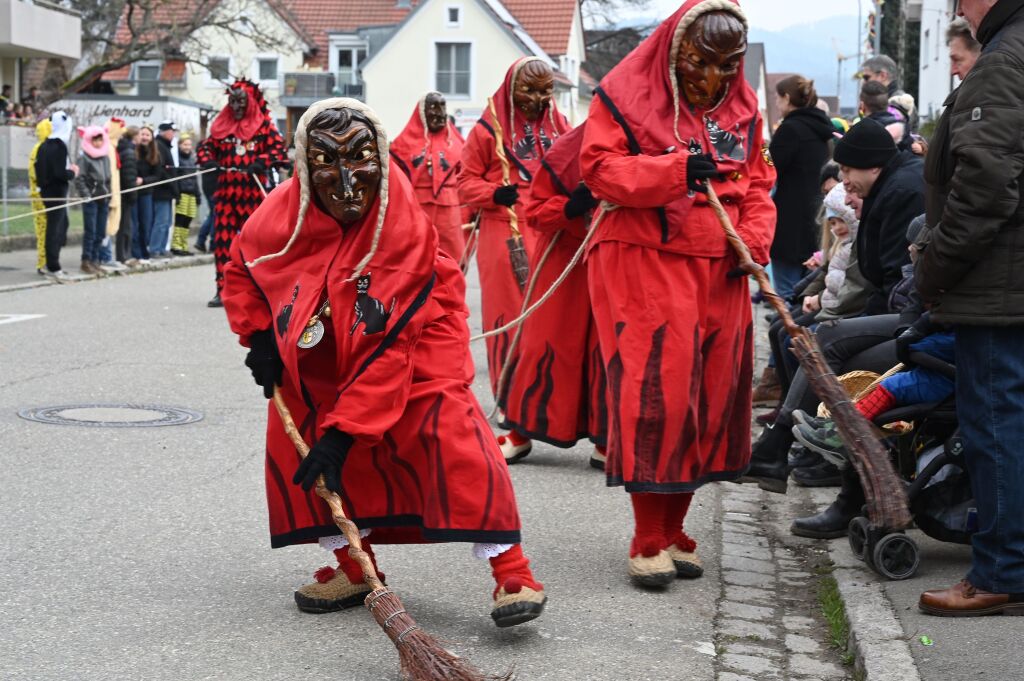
[436, 43, 470, 97]
[337, 47, 367, 85]
[258, 57, 279, 82]
[207, 57, 231, 82]
[446, 5, 461, 27]
[136, 64, 161, 98]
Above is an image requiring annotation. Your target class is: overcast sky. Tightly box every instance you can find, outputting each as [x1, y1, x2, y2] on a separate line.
[648, 0, 863, 31]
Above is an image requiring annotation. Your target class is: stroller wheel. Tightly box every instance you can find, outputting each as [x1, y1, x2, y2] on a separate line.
[872, 533, 920, 580]
[848, 516, 870, 561]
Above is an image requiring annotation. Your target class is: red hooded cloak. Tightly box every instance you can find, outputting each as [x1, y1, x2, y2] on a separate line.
[580, 0, 776, 492]
[390, 93, 467, 259]
[458, 57, 570, 398]
[197, 79, 288, 293]
[222, 99, 521, 548]
[499, 123, 607, 448]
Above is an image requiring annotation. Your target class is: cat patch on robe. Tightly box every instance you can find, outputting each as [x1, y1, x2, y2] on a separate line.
[350, 273, 396, 336]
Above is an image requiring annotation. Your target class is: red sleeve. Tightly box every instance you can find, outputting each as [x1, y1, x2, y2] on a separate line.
[222, 237, 273, 346]
[457, 125, 502, 210]
[580, 96, 690, 209]
[526, 167, 585, 239]
[736, 121, 777, 266]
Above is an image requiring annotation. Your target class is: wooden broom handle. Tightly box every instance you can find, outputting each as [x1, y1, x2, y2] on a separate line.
[705, 184, 800, 338]
[487, 96, 521, 237]
[271, 387, 385, 592]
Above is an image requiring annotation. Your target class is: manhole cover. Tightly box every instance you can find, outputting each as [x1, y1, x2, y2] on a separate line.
[18, 404, 204, 428]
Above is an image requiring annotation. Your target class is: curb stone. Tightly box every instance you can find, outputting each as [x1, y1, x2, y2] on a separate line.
[0, 253, 215, 293]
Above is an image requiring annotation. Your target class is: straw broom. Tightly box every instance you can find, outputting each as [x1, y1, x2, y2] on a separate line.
[486, 96, 530, 292]
[704, 185, 911, 531]
[271, 387, 511, 681]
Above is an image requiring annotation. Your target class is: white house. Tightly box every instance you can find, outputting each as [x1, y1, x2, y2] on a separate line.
[909, 0, 957, 123]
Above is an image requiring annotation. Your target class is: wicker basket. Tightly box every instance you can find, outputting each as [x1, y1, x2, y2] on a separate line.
[815, 366, 904, 418]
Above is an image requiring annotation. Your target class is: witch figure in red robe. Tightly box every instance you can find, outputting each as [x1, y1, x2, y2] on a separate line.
[198, 78, 288, 308]
[222, 98, 546, 627]
[580, 0, 776, 587]
[496, 123, 608, 468]
[458, 57, 570, 462]
[390, 92, 467, 260]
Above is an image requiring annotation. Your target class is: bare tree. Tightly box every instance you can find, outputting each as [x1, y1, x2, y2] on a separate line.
[581, 0, 653, 30]
[43, 0, 298, 100]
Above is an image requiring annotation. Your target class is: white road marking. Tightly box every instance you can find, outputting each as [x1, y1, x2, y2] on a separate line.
[0, 314, 46, 326]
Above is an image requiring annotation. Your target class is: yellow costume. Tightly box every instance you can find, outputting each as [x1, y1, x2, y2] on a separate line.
[28, 119, 52, 272]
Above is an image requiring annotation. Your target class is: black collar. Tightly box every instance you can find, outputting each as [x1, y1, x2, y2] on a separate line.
[977, 0, 1024, 46]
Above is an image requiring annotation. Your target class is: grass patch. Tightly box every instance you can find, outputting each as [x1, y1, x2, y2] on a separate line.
[818, 574, 855, 667]
[1, 205, 83, 237]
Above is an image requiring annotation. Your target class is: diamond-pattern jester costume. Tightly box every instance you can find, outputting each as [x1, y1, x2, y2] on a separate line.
[197, 79, 288, 294]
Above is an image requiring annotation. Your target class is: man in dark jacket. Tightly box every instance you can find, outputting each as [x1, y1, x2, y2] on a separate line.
[834, 118, 924, 316]
[149, 120, 179, 257]
[35, 110, 79, 279]
[916, 0, 1024, 617]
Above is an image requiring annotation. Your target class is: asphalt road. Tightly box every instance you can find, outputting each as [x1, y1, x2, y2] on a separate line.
[0, 261, 720, 681]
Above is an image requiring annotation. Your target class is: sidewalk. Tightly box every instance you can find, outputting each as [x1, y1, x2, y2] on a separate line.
[795, 485, 1020, 681]
[0, 244, 214, 293]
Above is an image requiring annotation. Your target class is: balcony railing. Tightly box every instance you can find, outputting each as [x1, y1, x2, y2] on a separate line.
[280, 72, 365, 105]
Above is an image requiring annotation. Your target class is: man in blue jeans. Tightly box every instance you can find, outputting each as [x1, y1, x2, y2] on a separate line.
[916, 0, 1024, 617]
[149, 121, 178, 257]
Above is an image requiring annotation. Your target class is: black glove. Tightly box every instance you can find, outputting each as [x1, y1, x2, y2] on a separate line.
[293, 428, 355, 493]
[200, 160, 219, 170]
[895, 313, 932, 365]
[686, 153, 719, 194]
[244, 329, 283, 399]
[564, 184, 597, 219]
[246, 161, 266, 176]
[493, 184, 519, 207]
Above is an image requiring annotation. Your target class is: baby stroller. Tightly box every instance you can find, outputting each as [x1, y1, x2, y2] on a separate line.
[815, 349, 974, 580]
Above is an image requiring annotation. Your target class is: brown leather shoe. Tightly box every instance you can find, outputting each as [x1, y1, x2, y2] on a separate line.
[919, 579, 1024, 617]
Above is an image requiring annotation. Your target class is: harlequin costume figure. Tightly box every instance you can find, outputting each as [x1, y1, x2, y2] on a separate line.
[580, 0, 776, 587]
[458, 57, 569, 461]
[28, 118, 52, 275]
[198, 78, 288, 308]
[222, 98, 546, 628]
[390, 92, 466, 259]
[497, 123, 608, 467]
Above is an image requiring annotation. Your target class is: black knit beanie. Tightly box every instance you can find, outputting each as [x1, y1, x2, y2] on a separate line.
[833, 118, 898, 169]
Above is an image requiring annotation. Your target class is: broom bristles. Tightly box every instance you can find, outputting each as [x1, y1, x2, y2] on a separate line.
[366, 588, 513, 681]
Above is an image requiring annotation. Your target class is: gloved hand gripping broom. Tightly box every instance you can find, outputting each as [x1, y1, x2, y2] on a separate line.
[272, 387, 510, 681]
[704, 185, 911, 531]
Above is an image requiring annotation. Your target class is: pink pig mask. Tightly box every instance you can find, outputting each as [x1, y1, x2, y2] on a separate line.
[78, 125, 110, 159]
